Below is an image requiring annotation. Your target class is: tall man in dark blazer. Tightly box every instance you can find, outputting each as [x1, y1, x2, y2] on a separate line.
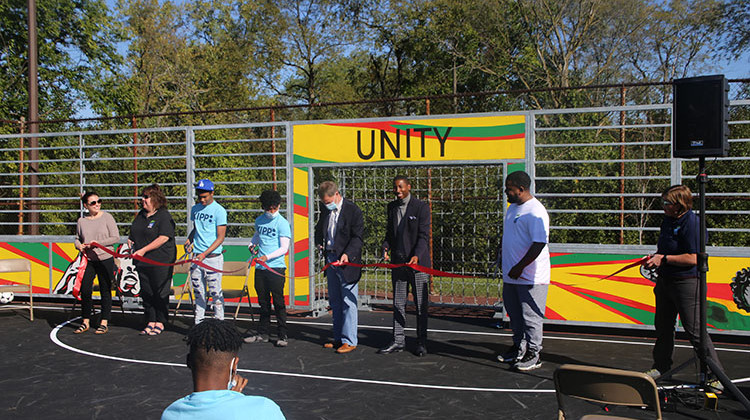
[314, 181, 364, 354]
[379, 175, 431, 357]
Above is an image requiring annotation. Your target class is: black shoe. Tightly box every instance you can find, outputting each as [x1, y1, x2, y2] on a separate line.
[377, 342, 404, 354]
[415, 343, 427, 357]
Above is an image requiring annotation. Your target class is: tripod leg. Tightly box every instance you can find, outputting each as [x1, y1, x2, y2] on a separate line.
[705, 356, 750, 413]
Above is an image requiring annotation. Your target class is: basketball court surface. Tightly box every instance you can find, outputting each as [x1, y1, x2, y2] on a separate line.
[2, 303, 749, 419]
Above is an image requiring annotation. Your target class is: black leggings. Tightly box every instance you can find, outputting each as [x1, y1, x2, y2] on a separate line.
[137, 264, 173, 324]
[80, 258, 116, 320]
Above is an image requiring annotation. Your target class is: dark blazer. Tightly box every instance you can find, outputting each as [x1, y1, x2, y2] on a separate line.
[382, 195, 431, 268]
[314, 198, 365, 283]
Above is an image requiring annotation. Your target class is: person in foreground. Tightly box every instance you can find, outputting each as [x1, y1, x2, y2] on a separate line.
[314, 181, 364, 354]
[497, 170, 550, 372]
[644, 185, 724, 392]
[161, 319, 285, 420]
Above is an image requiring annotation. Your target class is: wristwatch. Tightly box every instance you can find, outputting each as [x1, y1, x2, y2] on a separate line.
[663, 254, 668, 265]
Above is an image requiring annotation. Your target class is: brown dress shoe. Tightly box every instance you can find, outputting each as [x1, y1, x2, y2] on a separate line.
[336, 343, 357, 354]
[324, 341, 342, 349]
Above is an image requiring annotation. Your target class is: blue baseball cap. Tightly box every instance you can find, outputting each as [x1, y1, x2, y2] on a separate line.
[196, 179, 215, 192]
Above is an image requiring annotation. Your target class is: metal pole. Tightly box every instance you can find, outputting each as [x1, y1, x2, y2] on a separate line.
[132, 116, 139, 211]
[619, 86, 626, 244]
[28, 0, 40, 235]
[271, 109, 277, 190]
[18, 118, 25, 235]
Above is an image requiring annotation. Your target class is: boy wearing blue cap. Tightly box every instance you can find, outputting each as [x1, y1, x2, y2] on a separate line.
[186, 179, 228, 323]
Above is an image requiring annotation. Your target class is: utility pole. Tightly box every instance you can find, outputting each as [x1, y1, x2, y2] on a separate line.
[28, 0, 40, 235]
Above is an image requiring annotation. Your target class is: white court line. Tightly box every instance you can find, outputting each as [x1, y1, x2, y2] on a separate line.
[49, 316, 750, 393]
[49, 318, 553, 394]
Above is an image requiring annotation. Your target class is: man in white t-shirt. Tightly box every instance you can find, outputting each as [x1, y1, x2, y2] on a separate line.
[497, 170, 550, 372]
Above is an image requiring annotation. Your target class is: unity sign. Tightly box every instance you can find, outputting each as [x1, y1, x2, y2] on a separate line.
[292, 114, 526, 165]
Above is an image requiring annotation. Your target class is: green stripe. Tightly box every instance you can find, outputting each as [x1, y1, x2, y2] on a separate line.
[294, 249, 309, 262]
[294, 193, 308, 208]
[395, 123, 525, 138]
[293, 154, 333, 164]
[550, 253, 642, 265]
[580, 292, 654, 325]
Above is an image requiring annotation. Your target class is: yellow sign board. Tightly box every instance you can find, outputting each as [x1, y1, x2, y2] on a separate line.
[292, 115, 525, 165]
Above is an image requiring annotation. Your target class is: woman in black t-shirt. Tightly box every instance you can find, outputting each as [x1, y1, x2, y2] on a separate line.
[643, 185, 723, 391]
[129, 184, 177, 336]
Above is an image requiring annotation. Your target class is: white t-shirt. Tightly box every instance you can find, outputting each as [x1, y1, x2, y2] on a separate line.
[502, 197, 551, 285]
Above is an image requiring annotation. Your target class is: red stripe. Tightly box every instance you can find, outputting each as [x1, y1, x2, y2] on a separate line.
[48, 243, 74, 263]
[0, 243, 60, 273]
[321, 261, 472, 278]
[552, 257, 645, 269]
[545, 306, 565, 320]
[294, 204, 308, 217]
[569, 272, 654, 287]
[553, 281, 648, 323]
[294, 239, 309, 252]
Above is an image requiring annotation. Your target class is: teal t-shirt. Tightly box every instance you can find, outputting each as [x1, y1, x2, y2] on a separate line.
[254, 213, 291, 269]
[161, 390, 285, 420]
[190, 201, 228, 254]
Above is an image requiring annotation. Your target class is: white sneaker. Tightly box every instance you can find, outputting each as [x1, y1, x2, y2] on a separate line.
[514, 350, 541, 371]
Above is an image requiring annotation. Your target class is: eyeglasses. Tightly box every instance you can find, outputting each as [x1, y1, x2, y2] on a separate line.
[88, 199, 102, 206]
[141, 195, 150, 200]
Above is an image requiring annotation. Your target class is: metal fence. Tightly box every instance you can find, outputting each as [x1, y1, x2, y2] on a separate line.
[1, 100, 749, 312]
[0, 122, 290, 238]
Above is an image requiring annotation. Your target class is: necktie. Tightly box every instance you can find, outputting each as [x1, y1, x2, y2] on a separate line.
[327, 209, 338, 248]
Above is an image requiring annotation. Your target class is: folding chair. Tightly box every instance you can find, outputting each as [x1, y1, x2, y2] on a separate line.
[554, 364, 662, 419]
[0, 259, 33, 321]
[222, 261, 254, 322]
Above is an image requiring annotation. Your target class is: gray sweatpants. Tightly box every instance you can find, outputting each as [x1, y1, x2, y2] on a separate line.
[502, 282, 548, 353]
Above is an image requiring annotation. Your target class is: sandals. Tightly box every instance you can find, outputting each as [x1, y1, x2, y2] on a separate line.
[74, 324, 89, 334]
[95, 325, 109, 335]
[139, 325, 154, 335]
[148, 325, 164, 336]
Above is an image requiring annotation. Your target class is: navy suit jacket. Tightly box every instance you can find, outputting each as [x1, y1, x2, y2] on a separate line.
[382, 195, 431, 268]
[314, 198, 364, 283]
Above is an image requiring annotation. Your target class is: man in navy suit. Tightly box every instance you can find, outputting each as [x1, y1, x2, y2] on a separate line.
[379, 175, 431, 357]
[314, 181, 364, 354]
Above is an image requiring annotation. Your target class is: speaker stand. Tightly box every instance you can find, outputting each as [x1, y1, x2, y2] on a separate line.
[659, 157, 750, 413]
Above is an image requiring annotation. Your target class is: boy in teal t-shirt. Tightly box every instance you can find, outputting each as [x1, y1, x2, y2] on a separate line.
[244, 190, 291, 346]
[186, 179, 228, 324]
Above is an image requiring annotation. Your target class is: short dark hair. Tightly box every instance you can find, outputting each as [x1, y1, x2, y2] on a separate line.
[393, 175, 410, 185]
[317, 181, 338, 198]
[81, 190, 98, 204]
[186, 319, 243, 368]
[506, 171, 531, 190]
[142, 184, 168, 209]
[259, 190, 282, 210]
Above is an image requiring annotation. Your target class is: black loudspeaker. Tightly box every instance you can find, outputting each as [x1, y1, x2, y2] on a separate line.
[673, 75, 729, 158]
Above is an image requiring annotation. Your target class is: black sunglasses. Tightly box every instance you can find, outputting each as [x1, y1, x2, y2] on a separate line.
[142, 195, 150, 199]
[88, 199, 102, 206]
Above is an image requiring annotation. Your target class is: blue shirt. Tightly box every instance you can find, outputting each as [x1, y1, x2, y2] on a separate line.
[254, 213, 291, 269]
[656, 210, 701, 278]
[191, 201, 228, 254]
[162, 390, 284, 420]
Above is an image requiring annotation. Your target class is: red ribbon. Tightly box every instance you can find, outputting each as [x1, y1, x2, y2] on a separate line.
[321, 261, 473, 278]
[89, 242, 250, 274]
[600, 256, 648, 280]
